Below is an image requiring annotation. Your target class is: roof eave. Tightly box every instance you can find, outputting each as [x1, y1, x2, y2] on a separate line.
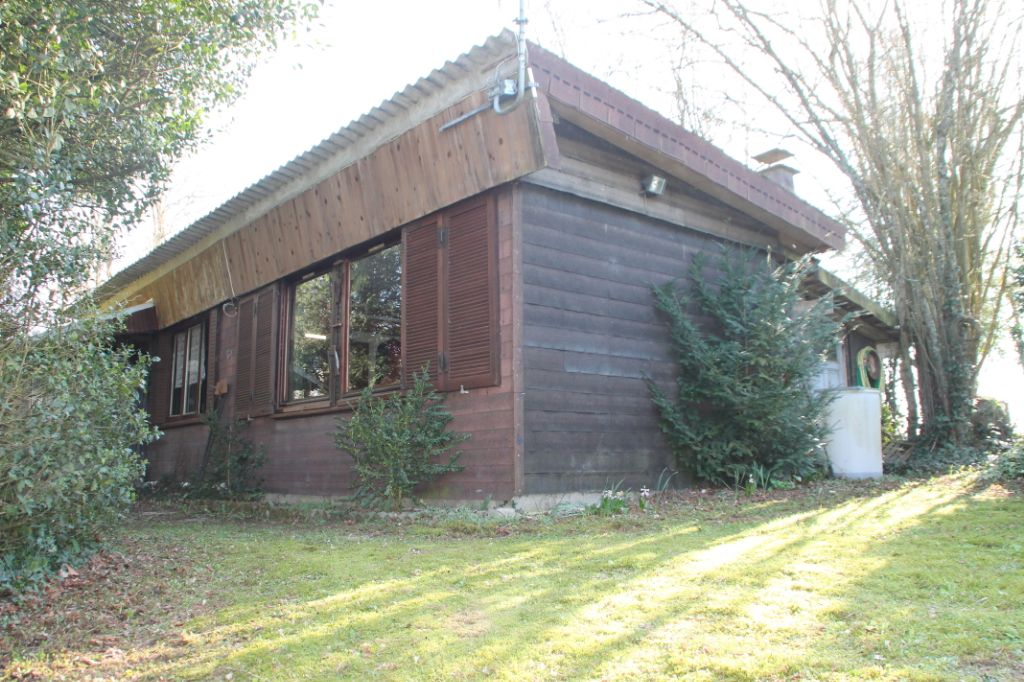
[528, 42, 845, 253]
[95, 31, 523, 305]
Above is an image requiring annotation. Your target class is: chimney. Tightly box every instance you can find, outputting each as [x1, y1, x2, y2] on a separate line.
[754, 148, 799, 194]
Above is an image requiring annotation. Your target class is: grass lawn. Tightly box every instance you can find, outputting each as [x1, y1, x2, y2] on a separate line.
[2, 473, 1022, 681]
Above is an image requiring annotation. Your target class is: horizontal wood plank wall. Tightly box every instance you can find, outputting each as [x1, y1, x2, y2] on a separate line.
[520, 181, 747, 494]
[122, 92, 546, 330]
[143, 188, 518, 501]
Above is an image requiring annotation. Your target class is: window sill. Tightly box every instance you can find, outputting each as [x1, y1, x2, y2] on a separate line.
[159, 415, 205, 429]
[271, 403, 353, 419]
[272, 387, 402, 420]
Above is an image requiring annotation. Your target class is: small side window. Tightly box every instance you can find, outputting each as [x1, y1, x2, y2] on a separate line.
[169, 322, 206, 417]
[288, 271, 333, 402]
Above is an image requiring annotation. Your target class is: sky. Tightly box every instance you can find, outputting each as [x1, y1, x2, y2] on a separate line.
[112, 0, 1023, 424]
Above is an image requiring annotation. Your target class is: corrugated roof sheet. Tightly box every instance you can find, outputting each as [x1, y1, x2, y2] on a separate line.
[95, 31, 518, 301]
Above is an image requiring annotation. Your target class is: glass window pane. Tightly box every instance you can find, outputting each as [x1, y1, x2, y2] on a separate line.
[184, 324, 203, 414]
[289, 272, 332, 401]
[170, 332, 186, 416]
[348, 244, 401, 391]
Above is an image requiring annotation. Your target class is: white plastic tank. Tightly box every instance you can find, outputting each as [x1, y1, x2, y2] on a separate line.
[825, 388, 883, 479]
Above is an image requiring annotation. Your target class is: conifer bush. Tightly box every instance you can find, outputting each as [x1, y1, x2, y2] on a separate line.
[648, 251, 839, 487]
[335, 369, 467, 510]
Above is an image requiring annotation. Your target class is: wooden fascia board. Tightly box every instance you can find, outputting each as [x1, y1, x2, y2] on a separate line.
[813, 267, 899, 333]
[99, 46, 525, 313]
[527, 90, 562, 171]
[104, 92, 552, 329]
[549, 100, 843, 253]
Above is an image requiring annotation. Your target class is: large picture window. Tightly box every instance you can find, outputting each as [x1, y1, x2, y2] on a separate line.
[275, 194, 498, 412]
[169, 321, 206, 417]
[282, 242, 401, 405]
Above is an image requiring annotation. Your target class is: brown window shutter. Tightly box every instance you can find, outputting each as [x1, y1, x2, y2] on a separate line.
[148, 331, 173, 426]
[233, 296, 255, 418]
[402, 216, 443, 386]
[205, 308, 218, 414]
[444, 195, 499, 390]
[250, 285, 278, 416]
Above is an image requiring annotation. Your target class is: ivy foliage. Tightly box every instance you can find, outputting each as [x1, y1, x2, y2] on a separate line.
[648, 251, 840, 487]
[336, 370, 467, 510]
[192, 408, 266, 499]
[0, 0, 317, 591]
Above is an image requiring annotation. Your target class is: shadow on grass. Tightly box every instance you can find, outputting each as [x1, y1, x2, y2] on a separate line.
[9, 477, 1021, 681]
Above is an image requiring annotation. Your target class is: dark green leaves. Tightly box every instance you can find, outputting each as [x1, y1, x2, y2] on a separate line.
[0, 0, 318, 591]
[648, 250, 839, 487]
[0, 316, 157, 592]
[336, 369, 467, 511]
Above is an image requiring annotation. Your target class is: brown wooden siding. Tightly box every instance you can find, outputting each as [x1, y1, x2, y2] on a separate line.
[529, 42, 845, 251]
[530, 122, 777, 250]
[143, 187, 518, 501]
[117, 91, 548, 329]
[520, 183, 740, 493]
[145, 423, 209, 482]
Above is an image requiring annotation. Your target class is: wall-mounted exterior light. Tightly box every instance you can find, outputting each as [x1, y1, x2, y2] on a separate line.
[642, 174, 666, 196]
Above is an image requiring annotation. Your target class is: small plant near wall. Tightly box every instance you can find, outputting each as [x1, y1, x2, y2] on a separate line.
[192, 408, 265, 499]
[335, 369, 467, 510]
[648, 250, 839, 487]
[590, 481, 629, 516]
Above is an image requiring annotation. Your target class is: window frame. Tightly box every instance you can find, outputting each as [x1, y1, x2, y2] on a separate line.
[345, 242, 404, 394]
[282, 266, 339, 408]
[279, 239, 402, 410]
[274, 192, 499, 414]
[167, 319, 207, 419]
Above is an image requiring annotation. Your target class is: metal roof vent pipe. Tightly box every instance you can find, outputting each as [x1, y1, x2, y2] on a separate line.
[754, 148, 799, 194]
[492, 0, 537, 115]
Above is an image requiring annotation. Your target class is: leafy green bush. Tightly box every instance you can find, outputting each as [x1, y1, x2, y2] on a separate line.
[335, 370, 467, 510]
[191, 408, 265, 499]
[647, 250, 839, 486]
[0, 317, 157, 592]
[988, 440, 1024, 482]
[971, 398, 1014, 446]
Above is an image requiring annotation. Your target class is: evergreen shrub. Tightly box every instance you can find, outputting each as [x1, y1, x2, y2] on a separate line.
[335, 369, 467, 510]
[647, 250, 839, 487]
[0, 318, 156, 592]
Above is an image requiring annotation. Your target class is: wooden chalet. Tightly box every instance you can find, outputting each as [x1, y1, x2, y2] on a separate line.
[98, 32, 891, 502]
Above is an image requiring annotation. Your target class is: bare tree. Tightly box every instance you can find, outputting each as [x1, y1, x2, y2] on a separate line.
[640, 0, 1024, 442]
[1012, 242, 1024, 367]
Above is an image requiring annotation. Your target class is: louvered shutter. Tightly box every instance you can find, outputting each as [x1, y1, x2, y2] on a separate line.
[444, 196, 499, 390]
[148, 331, 173, 426]
[233, 296, 255, 417]
[251, 285, 278, 416]
[402, 216, 443, 386]
[233, 286, 278, 418]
